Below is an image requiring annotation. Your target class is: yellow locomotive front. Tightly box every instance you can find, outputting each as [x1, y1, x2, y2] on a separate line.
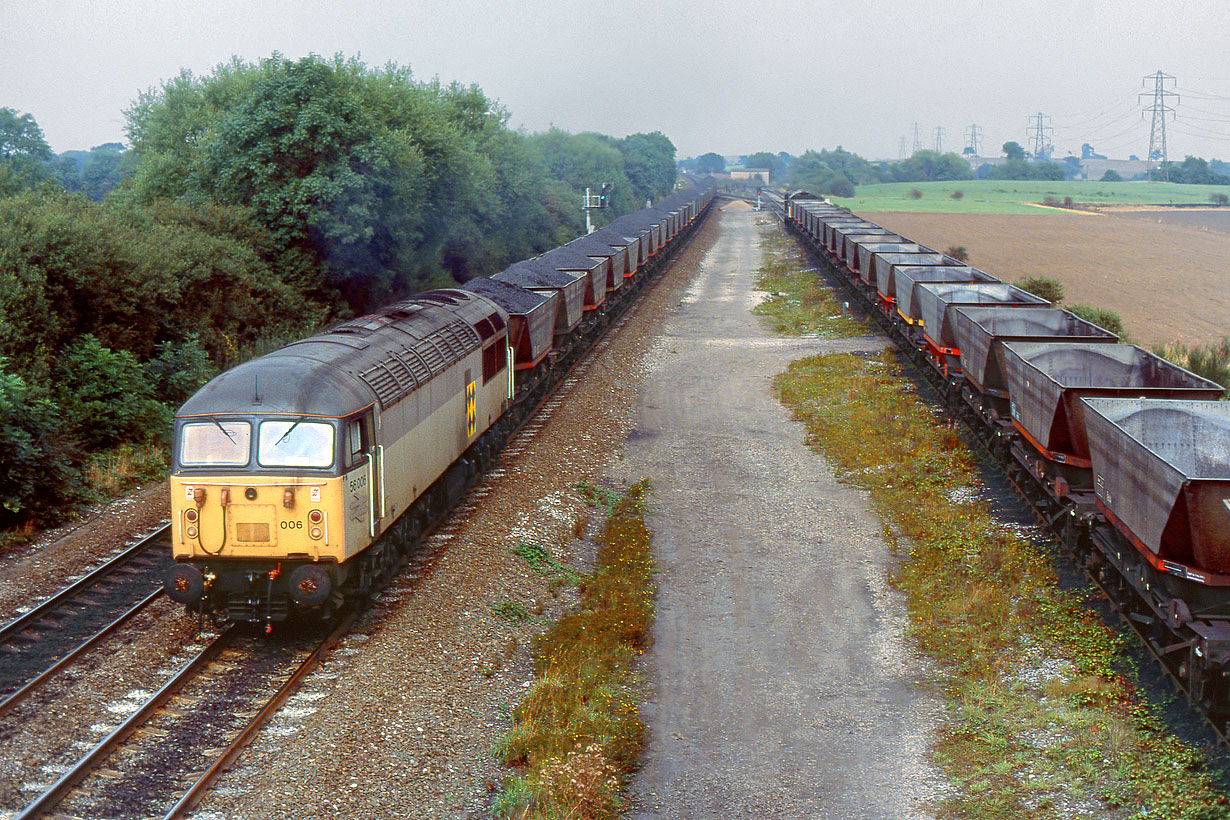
[167, 412, 376, 624]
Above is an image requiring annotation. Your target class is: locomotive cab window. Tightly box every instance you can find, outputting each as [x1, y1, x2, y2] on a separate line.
[482, 343, 507, 384]
[179, 420, 252, 467]
[346, 418, 367, 468]
[257, 419, 335, 468]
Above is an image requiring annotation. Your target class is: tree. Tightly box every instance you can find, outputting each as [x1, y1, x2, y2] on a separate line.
[894, 150, 974, 182]
[1002, 141, 1025, 161]
[1014, 276, 1065, 303]
[744, 151, 781, 181]
[1031, 162, 1066, 181]
[695, 152, 726, 174]
[54, 335, 172, 450]
[1213, 192, 1230, 206]
[0, 359, 83, 527]
[1100, 169, 1123, 182]
[124, 54, 559, 309]
[618, 132, 676, 203]
[0, 108, 53, 195]
[0, 108, 51, 160]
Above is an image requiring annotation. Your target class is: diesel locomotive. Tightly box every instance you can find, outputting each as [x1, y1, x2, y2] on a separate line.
[165, 182, 716, 626]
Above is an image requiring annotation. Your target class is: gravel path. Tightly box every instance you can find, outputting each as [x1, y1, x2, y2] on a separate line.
[613, 209, 943, 819]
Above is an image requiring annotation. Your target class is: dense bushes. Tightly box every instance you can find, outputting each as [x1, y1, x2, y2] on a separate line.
[54, 336, 173, 451]
[1067, 304, 1127, 338]
[0, 55, 681, 533]
[1013, 276, 1066, 304]
[0, 362, 83, 528]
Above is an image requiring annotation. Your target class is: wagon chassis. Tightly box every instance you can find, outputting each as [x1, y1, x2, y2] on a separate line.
[783, 215, 1230, 743]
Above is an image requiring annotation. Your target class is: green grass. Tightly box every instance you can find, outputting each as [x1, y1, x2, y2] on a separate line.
[494, 481, 656, 820]
[773, 351, 1230, 819]
[832, 179, 1230, 214]
[752, 232, 866, 337]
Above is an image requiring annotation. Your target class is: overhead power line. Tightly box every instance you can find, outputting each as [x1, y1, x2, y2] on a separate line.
[1140, 69, 1179, 178]
[1026, 112, 1054, 160]
[964, 123, 982, 156]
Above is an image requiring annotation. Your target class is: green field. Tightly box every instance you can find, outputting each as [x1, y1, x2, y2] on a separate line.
[830, 179, 1230, 214]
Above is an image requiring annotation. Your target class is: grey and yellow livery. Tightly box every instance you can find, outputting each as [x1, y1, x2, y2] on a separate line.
[166, 289, 512, 624]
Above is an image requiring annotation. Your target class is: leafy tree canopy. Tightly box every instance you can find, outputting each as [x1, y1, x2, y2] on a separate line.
[0, 108, 54, 195]
[0, 108, 51, 160]
[618, 131, 677, 203]
[695, 152, 725, 174]
[1003, 141, 1025, 161]
[891, 150, 974, 182]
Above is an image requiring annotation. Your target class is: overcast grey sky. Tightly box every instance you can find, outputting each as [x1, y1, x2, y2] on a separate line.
[4, 0, 1230, 162]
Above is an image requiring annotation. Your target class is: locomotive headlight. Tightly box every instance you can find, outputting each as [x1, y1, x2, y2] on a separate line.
[245, 487, 258, 501]
[310, 527, 323, 540]
[185, 508, 198, 523]
[308, 510, 323, 524]
[186, 525, 198, 538]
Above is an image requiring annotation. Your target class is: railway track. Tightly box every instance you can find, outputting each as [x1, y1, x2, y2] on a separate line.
[13, 614, 353, 819]
[0, 204, 716, 818]
[786, 217, 1230, 746]
[0, 526, 172, 716]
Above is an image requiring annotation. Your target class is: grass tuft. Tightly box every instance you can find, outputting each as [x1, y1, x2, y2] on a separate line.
[495, 481, 656, 820]
[751, 232, 866, 338]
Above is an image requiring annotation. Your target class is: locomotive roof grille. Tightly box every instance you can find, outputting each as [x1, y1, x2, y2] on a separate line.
[356, 318, 482, 407]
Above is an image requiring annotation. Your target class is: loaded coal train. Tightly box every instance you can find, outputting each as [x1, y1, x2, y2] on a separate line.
[164, 181, 716, 628]
[784, 191, 1230, 726]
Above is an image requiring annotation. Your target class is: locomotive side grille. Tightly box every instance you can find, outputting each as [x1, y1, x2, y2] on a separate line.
[398, 348, 432, 384]
[382, 355, 416, 391]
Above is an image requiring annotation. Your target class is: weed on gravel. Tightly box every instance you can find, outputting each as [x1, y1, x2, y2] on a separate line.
[752, 233, 866, 338]
[774, 350, 1230, 819]
[494, 480, 655, 820]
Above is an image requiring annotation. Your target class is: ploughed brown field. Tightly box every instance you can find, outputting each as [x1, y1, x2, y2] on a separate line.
[861, 209, 1230, 347]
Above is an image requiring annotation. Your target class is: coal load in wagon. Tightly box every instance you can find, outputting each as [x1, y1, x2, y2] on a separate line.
[567, 235, 628, 291]
[492, 263, 586, 337]
[537, 246, 607, 309]
[463, 278, 556, 370]
[1084, 398, 1230, 577]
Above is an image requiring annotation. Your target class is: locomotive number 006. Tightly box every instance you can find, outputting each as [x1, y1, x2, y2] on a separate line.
[280, 520, 303, 529]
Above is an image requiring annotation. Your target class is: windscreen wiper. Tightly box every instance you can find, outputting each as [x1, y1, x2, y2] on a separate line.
[211, 416, 235, 442]
[274, 416, 306, 446]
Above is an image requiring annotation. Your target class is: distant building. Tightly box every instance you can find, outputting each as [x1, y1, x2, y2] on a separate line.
[962, 155, 1150, 180]
[730, 168, 772, 183]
